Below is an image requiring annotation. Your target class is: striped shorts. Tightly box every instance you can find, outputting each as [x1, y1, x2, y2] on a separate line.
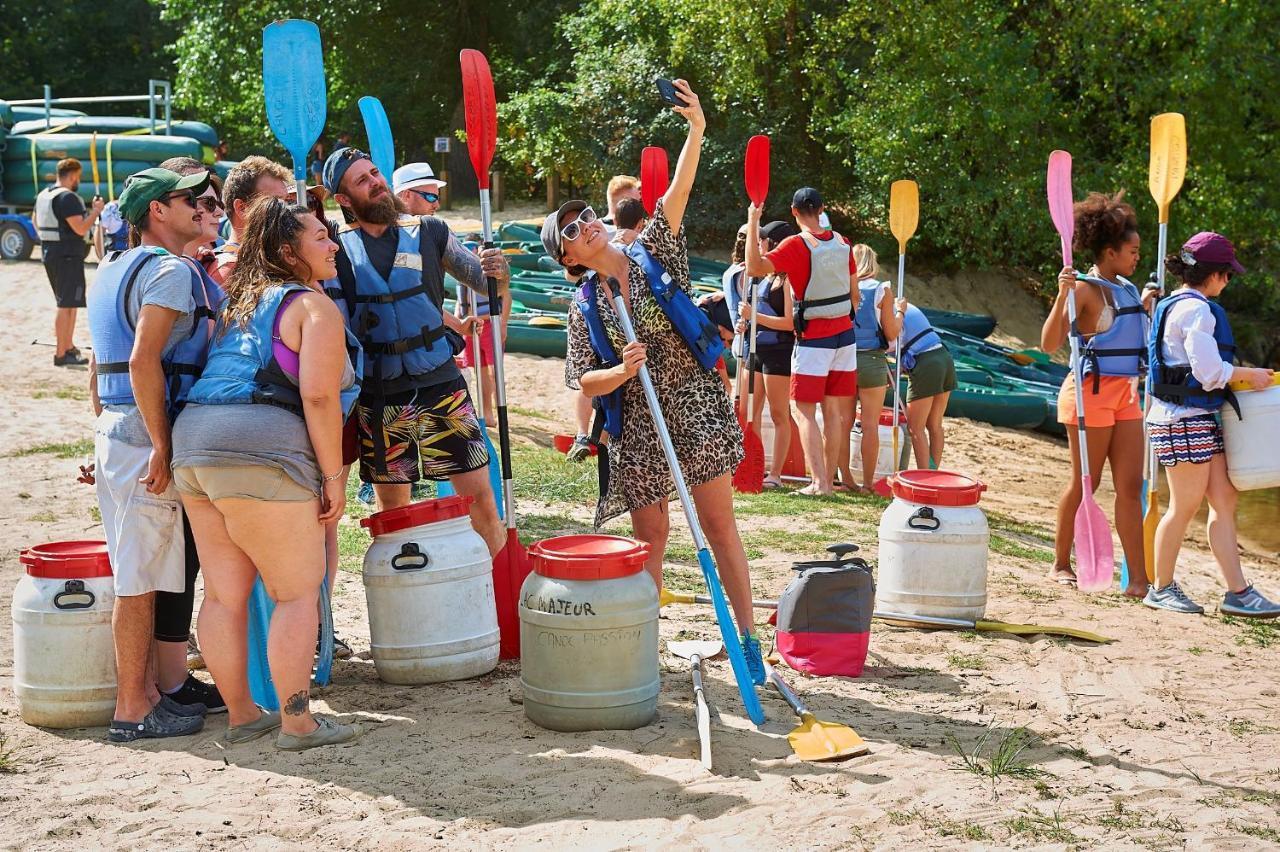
[1149, 415, 1224, 467]
[791, 328, 858, 403]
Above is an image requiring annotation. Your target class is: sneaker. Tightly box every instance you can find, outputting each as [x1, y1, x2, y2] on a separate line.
[357, 482, 376, 506]
[53, 351, 89, 367]
[741, 633, 766, 686]
[225, 710, 282, 745]
[158, 691, 207, 717]
[167, 674, 225, 714]
[107, 705, 204, 742]
[276, 717, 360, 752]
[566, 434, 592, 463]
[333, 634, 354, 660]
[187, 633, 205, 671]
[1143, 581, 1205, 615]
[1220, 585, 1280, 619]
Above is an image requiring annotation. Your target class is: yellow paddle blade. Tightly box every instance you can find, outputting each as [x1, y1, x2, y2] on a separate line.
[658, 588, 696, 607]
[527, 316, 565, 328]
[1149, 113, 1187, 224]
[1228, 373, 1280, 392]
[789, 712, 869, 761]
[974, 621, 1112, 644]
[889, 180, 919, 254]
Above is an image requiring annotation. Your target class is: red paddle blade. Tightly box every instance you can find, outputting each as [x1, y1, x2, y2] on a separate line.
[640, 146, 669, 216]
[1074, 475, 1115, 593]
[494, 528, 532, 659]
[871, 476, 893, 498]
[460, 49, 497, 190]
[745, 135, 770, 206]
[732, 418, 765, 494]
[1046, 150, 1074, 268]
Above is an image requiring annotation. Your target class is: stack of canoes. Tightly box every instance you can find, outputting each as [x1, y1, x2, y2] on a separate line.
[457, 226, 1069, 438]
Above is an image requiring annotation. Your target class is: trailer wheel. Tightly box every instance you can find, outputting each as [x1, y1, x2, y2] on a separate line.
[0, 222, 34, 261]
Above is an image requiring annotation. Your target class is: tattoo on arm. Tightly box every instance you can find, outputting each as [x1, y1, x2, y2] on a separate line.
[442, 232, 485, 293]
[284, 689, 309, 716]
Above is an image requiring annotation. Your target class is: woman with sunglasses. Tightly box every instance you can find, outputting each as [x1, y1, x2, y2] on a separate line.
[543, 79, 765, 681]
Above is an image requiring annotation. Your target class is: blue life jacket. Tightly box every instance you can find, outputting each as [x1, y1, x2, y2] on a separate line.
[574, 242, 725, 439]
[186, 284, 363, 419]
[1079, 274, 1147, 391]
[722, 265, 745, 318]
[1148, 289, 1239, 416]
[87, 246, 219, 418]
[321, 275, 354, 330]
[897, 304, 943, 371]
[338, 218, 454, 391]
[751, 275, 793, 348]
[853, 278, 889, 351]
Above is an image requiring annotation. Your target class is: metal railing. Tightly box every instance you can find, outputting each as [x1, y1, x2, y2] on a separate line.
[6, 80, 172, 133]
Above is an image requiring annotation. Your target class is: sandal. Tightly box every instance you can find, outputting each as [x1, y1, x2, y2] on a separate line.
[1049, 567, 1078, 587]
[762, 477, 783, 490]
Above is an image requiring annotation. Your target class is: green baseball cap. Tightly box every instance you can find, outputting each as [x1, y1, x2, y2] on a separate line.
[118, 168, 210, 226]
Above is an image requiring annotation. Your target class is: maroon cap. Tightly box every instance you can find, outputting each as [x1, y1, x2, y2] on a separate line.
[1182, 231, 1246, 274]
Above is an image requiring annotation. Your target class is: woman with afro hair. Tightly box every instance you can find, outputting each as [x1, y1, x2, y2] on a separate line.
[1041, 191, 1155, 595]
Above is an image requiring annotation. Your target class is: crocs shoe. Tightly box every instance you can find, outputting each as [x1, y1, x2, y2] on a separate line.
[1220, 586, 1280, 619]
[276, 717, 360, 752]
[107, 706, 204, 742]
[566, 434, 592, 463]
[168, 674, 226, 714]
[1143, 581, 1204, 615]
[741, 633, 766, 686]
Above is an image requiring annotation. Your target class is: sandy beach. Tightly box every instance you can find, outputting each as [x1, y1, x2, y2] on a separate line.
[1, 244, 1278, 851]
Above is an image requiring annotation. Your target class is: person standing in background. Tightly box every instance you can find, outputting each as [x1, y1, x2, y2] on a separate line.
[35, 158, 102, 366]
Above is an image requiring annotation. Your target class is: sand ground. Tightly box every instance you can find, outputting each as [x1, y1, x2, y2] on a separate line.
[1, 243, 1278, 851]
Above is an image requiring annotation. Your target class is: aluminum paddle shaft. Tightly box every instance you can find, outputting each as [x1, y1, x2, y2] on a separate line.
[606, 277, 765, 724]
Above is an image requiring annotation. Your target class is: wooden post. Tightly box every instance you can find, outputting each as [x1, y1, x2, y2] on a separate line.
[439, 169, 451, 210]
[492, 171, 504, 212]
[547, 172, 561, 211]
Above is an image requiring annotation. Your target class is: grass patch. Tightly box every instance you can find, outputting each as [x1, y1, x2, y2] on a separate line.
[990, 534, 1055, 564]
[28, 511, 56, 523]
[509, 405, 554, 421]
[1219, 615, 1280, 648]
[336, 523, 371, 574]
[0, 733, 18, 774]
[12, 438, 93, 459]
[885, 808, 991, 841]
[32, 385, 89, 401]
[521, 512, 598, 541]
[947, 652, 986, 670]
[1187, 646, 1206, 655]
[1004, 805, 1080, 844]
[950, 725, 1041, 781]
[733, 488, 881, 522]
[1229, 821, 1280, 843]
[512, 444, 601, 504]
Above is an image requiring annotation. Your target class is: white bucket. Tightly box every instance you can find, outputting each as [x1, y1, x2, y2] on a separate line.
[361, 496, 499, 684]
[1222, 383, 1280, 491]
[851, 410, 911, 485]
[12, 541, 117, 728]
[877, 471, 989, 621]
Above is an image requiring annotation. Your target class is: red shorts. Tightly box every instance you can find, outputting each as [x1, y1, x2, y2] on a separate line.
[790, 329, 858, 403]
[457, 318, 495, 368]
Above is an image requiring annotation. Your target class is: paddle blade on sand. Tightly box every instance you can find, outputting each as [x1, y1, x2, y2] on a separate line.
[769, 668, 867, 761]
[744, 135, 770, 206]
[1149, 113, 1186, 224]
[640, 146, 669, 216]
[732, 415, 765, 493]
[495, 528, 532, 659]
[1073, 473, 1115, 592]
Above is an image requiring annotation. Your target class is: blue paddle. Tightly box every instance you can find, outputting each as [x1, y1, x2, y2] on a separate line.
[263, 19, 326, 201]
[253, 19, 334, 697]
[605, 276, 766, 725]
[358, 96, 395, 182]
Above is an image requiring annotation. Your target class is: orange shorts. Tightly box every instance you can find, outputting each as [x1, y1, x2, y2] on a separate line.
[1057, 374, 1142, 428]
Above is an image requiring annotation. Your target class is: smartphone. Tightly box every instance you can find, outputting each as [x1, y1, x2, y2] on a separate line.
[655, 77, 687, 107]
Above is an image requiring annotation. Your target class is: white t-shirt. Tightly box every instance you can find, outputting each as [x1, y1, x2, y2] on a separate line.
[1148, 290, 1235, 424]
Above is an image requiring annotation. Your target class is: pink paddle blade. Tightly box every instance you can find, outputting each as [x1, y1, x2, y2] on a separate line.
[640, 146, 668, 216]
[1046, 150, 1074, 267]
[1074, 474, 1115, 593]
[460, 49, 497, 190]
[745, 135, 770, 206]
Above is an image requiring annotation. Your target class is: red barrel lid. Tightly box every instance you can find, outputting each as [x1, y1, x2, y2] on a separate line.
[529, 534, 650, 581]
[360, 495, 474, 537]
[878, 408, 904, 427]
[19, 540, 113, 579]
[890, 470, 986, 507]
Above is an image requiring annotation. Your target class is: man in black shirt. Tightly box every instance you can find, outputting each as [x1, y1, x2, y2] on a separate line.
[324, 147, 511, 556]
[34, 158, 102, 365]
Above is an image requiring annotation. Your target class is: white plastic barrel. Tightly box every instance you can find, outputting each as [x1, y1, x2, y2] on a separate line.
[361, 496, 499, 684]
[851, 409, 911, 484]
[1222, 383, 1280, 491]
[877, 471, 989, 621]
[12, 541, 117, 728]
[519, 535, 659, 732]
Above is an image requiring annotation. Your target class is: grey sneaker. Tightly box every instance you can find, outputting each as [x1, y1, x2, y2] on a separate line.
[225, 711, 282, 745]
[107, 705, 205, 742]
[1144, 581, 1205, 615]
[1220, 586, 1280, 619]
[566, 434, 592, 462]
[276, 717, 360, 752]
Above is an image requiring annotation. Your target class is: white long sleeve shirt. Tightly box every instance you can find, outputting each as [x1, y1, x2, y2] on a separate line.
[1148, 289, 1235, 423]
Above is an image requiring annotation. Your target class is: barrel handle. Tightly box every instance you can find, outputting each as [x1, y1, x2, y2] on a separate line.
[907, 507, 941, 531]
[390, 542, 429, 571]
[53, 579, 95, 610]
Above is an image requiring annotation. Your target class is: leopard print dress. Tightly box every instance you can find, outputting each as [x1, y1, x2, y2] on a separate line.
[565, 201, 744, 528]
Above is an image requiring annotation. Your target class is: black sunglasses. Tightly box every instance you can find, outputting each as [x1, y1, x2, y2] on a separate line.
[195, 195, 223, 213]
[161, 189, 198, 209]
[410, 189, 440, 204]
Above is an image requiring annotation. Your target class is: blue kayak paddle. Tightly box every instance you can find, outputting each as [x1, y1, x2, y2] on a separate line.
[605, 276, 766, 725]
[358, 96, 395, 183]
[255, 19, 334, 694]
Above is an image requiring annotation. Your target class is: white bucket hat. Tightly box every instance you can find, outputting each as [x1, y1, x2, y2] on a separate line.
[392, 162, 448, 194]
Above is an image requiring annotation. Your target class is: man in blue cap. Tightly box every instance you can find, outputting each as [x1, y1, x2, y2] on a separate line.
[323, 147, 510, 555]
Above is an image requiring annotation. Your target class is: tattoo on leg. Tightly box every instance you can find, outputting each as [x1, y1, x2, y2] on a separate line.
[284, 689, 309, 716]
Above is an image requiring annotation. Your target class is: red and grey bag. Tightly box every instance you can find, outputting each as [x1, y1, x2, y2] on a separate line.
[775, 544, 874, 677]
